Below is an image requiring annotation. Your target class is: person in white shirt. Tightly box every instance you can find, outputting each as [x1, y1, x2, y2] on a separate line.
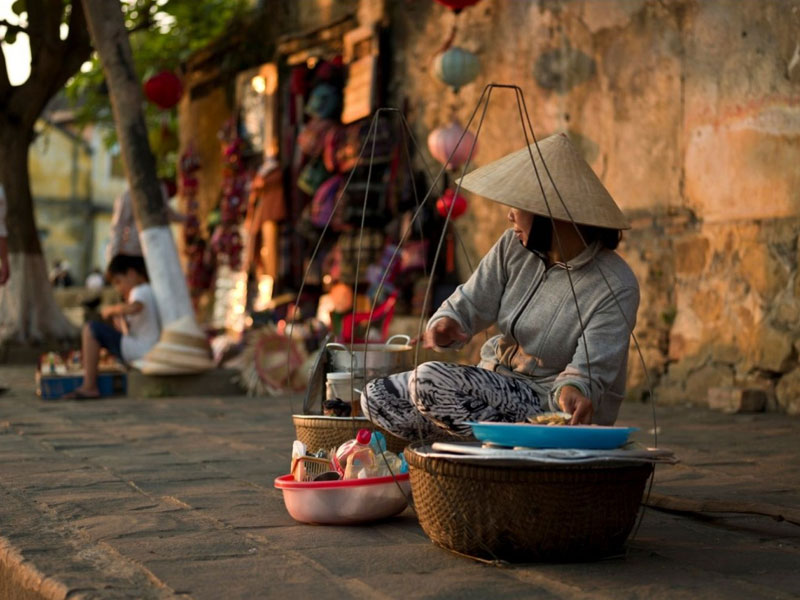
[0, 184, 9, 285]
[63, 254, 160, 399]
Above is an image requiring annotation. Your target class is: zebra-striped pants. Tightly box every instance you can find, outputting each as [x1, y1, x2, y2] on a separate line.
[360, 361, 544, 440]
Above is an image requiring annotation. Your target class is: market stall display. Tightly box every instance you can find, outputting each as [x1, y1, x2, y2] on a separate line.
[35, 351, 126, 400]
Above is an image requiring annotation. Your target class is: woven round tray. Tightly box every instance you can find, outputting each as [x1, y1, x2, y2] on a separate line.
[293, 415, 407, 455]
[405, 445, 653, 562]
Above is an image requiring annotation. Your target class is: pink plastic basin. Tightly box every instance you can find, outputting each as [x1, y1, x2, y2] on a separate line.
[274, 473, 411, 525]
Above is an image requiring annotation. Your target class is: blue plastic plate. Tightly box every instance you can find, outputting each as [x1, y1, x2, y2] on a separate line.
[466, 422, 638, 450]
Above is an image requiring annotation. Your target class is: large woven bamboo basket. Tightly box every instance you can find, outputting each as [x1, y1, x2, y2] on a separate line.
[293, 415, 407, 455]
[405, 446, 652, 562]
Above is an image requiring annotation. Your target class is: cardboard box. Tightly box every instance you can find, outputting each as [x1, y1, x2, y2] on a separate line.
[36, 370, 127, 400]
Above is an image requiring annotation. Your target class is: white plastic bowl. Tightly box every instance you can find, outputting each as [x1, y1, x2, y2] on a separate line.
[274, 473, 411, 525]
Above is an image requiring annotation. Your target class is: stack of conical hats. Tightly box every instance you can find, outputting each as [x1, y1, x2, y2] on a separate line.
[456, 133, 630, 229]
[134, 316, 214, 375]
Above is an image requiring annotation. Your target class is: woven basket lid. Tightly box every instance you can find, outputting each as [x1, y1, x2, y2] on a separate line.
[456, 133, 630, 230]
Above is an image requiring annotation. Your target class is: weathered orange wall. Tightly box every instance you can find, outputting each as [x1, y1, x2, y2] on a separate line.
[387, 0, 800, 412]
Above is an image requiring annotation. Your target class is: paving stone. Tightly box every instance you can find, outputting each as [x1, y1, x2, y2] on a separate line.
[108, 529, 261, 562]
[70, 511, 199, 541]
[244, 516, 428, 550]
[132, 477, 251, 499]
[0, 364, 798, 599]
[302, 541, 459, 578]
[357, 567, 563, 600]
[2, 469, 121, 491]
[187, 496, 294, 529]
[0, 487, 176, 599]
[140, 555, 358, 600]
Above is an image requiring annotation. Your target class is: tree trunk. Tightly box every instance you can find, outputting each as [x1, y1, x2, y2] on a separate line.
[0, 123, 77, 343]
[81, 0, 194, 327]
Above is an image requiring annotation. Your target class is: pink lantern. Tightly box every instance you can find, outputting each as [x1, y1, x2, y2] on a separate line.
[427, 122, 478, 169]
[436, 189, 468, 220]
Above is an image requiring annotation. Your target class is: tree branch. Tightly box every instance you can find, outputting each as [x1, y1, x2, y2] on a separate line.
[0, 42, 11, 98]
[58, 0, 93, 87]
[127, 17, 153, 35]
[26, 0, 62, 68]
[125, 0, 156, 35]
[0, 19, 30, 36]
[9, 0, 92, 130]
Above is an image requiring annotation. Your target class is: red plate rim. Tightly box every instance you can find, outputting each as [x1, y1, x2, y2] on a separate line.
[274, 472, 410, 490]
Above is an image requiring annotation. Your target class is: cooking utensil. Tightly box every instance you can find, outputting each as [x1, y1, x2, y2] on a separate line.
[326, 334, 414, 380]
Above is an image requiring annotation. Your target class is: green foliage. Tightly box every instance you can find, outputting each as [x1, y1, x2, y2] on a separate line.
[65, 0, 249, 178]
[10, 0, 25, 17]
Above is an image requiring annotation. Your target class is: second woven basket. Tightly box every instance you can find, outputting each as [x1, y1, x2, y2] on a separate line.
[406, 445, 652, 562]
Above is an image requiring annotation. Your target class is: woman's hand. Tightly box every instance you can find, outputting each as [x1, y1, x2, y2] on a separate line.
[423, 317, 468, 350]
[558, 385, 594, 425]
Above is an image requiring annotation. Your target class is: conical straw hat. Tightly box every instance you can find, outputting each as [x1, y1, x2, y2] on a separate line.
[132, 359, 200, 376]
[456, 133, 630, 229]
[133, 316, 214, 374]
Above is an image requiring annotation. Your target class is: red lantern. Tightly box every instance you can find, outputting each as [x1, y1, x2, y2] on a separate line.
[436, 189, 468, 220]
[143, 70, 183, 109]
[434, 0, 482, 13]
[161, 177, 177, 199]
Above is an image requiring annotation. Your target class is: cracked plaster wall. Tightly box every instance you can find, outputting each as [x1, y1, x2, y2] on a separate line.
[387, 0, 800, 412]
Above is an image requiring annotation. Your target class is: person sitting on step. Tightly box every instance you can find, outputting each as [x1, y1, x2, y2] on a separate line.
[62, 255, 160, 399]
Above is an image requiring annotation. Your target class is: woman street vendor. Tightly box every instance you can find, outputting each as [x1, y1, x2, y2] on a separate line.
[361, 133, 639, 439]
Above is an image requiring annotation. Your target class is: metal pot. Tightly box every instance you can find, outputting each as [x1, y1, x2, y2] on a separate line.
[326, 334, 415, 380]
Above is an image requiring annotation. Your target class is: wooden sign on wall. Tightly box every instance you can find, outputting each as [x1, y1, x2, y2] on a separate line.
[341, 26, 378, 124]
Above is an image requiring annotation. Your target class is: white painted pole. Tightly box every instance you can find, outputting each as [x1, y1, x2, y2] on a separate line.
[140, 227, 194, 326]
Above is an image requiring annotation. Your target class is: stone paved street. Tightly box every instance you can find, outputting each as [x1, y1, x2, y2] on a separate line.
[0, 364, 799, 599]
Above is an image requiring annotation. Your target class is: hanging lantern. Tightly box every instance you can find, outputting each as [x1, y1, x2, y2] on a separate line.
[143, 70, 183, 109]
[436, 188, 468, 220]
[433, 46, 480, 92]
[434, 0, 482, 13]
[427, 122, 478, 169]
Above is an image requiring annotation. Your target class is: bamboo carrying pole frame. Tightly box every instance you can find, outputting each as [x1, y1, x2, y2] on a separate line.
[286, 84, 661, 564]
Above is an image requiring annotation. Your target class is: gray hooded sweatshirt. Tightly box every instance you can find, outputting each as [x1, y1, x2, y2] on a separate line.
[427, 228, 639, 425]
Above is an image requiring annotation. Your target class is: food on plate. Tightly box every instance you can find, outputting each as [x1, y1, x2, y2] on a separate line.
[529, 412, 571, 426]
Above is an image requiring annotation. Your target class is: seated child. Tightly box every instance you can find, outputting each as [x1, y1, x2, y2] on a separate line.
[63, 255, 160, 399]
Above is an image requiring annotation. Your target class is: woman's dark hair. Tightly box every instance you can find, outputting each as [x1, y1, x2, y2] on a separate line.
[106, 254, 148, 280]
[580, 225, 622, 250]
